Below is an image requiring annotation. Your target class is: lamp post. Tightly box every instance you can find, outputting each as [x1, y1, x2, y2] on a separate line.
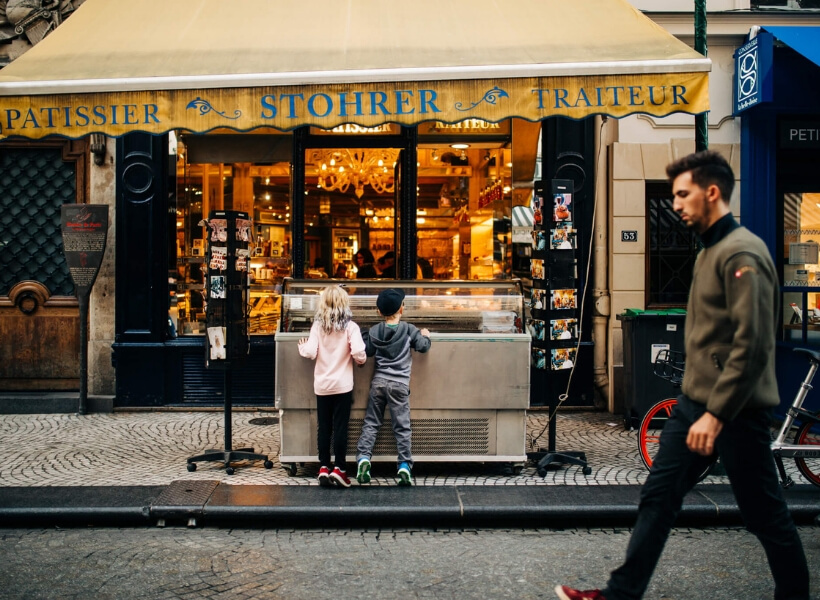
[695, 0, 708, 151]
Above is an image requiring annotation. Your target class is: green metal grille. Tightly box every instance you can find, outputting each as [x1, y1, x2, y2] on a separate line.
[0, 147, 76, 297]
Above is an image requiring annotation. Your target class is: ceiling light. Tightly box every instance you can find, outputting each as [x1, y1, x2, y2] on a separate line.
[450, 143, 470, 150]
[416, 217, 426, 224]
[310, 148, 399, 199]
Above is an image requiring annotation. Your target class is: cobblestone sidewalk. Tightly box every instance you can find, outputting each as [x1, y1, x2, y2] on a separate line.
[0, 410, 800, 488]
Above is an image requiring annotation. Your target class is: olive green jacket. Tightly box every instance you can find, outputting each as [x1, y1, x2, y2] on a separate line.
[681, 226, 780, 421]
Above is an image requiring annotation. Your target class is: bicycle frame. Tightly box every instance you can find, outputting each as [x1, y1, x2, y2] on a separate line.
[771, 359, 820, 459]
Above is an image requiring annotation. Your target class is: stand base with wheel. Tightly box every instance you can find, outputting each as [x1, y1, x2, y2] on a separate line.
[532, 450, 591, 476]
[185, 371, 274, 475]
[528, 404, 592, 477]
[187, 449, 274, 475]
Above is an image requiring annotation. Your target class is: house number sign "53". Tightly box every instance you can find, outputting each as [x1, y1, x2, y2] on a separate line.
[621, 230, 638, 242]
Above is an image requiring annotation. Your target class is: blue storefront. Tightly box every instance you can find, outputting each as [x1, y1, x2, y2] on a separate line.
[735, 26, 820, 412]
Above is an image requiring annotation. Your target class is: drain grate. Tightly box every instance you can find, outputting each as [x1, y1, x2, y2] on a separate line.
[249, 417, 279, 425]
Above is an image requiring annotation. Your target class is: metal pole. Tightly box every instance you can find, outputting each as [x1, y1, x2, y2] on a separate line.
[291, 127, 307, 278]
[78, 294, 89, 415]
[695, 0, 708, 152]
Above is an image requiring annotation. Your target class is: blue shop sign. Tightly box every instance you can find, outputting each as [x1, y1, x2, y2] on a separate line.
[734, 31, 774, 115]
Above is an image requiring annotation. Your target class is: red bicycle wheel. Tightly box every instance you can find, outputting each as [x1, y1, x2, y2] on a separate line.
[638, 398, 678, 470]
[794, 418, 820, 488]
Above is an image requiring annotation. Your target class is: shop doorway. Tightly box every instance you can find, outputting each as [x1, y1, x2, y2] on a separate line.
[303, 147, 400, 279]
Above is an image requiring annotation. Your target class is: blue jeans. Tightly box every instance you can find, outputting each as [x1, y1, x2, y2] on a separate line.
[356, 377, 413, 468]
[604, 394, 809, 600]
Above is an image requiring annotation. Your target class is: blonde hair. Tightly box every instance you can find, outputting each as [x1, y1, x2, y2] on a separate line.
[314, 285, 353, 333]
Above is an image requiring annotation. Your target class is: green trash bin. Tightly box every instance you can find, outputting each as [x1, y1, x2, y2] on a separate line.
[617, 309, 687, 429]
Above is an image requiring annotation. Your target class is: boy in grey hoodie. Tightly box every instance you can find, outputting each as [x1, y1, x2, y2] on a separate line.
[356, 288, 431, 486]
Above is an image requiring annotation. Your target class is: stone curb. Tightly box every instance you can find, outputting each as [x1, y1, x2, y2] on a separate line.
[0, 483, 817, 528]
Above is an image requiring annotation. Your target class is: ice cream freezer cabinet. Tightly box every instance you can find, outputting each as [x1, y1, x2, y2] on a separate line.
[274, 279, 530, 474]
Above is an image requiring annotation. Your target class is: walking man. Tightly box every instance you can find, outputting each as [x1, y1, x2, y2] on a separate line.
[556, 150, 810, 600]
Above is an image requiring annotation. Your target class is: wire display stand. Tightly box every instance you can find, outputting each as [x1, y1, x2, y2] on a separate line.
[526, 178, 591, 477]
[186, 210, 273, 474]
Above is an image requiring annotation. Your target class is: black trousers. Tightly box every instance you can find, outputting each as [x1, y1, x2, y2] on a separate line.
[316, 391, 353, 471]
[605, 394, 809, 600]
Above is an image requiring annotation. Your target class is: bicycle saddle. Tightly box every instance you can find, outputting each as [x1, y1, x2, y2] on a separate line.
[793, 347, 820, 364]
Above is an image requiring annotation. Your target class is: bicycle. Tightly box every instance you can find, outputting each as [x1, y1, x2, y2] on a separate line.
[637, 347, 820, 489]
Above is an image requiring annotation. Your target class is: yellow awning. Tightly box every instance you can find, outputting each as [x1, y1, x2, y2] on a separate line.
[0, 0, 710, 139]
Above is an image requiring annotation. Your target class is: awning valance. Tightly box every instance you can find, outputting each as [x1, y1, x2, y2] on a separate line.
[0, 0, 710, 139]
[762, 26, 820, 69]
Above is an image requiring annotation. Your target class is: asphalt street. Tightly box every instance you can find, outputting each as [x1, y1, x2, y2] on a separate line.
[1, 525, 818, 599]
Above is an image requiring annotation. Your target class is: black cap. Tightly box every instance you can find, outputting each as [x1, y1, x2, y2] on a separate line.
[377, 288, 405, 316]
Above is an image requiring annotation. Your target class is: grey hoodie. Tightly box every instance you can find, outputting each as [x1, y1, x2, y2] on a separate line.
[362, 321, 431, 386]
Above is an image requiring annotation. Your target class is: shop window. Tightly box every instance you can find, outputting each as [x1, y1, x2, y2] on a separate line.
[0, 145, 77, 297]
[172, 134, 291, 336]
[781, 191, 820, 344]
[646, 182, 698, 307]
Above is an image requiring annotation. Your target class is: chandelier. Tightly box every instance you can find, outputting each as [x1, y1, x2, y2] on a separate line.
[311, 148, 400, 199]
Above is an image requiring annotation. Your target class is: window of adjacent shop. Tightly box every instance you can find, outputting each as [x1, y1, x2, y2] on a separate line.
[646, 181, 697, 307]
[781, 191, 820, 343]
[777, 115, 820, 344]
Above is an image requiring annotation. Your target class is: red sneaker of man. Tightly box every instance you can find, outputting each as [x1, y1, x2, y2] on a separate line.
[317, 466, 332, 487]
[554, 585, 606, 600]
[329, 467, 351, 488]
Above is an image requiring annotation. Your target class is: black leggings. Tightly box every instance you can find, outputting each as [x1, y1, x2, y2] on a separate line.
[316, 391, 353, 471]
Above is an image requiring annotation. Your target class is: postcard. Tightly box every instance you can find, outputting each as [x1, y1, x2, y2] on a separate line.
[209, 246, 227, 271]
[235, 248, 250, 272]
[532, 347, 547, 370]
[527, 318, 546, 341]
[531, 288, 548, 310]
[550, 224, 577, 249]
[551, 288, 577, 310]
[531, 258, 545, 280]
[551, 347, 577, 371]
[532, 230, 546, 251]
[207, 326, 227, 360]
[210, 218, 227, 242]
[553, 193, 572, 222]
[210, 275, 226, 299]
[550, 318, 578, 340]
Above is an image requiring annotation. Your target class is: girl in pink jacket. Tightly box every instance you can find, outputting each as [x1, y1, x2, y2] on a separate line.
[298, 286, 366, 487]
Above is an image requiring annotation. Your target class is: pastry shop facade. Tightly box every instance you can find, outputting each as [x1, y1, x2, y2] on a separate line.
[0, 0, 710, 408]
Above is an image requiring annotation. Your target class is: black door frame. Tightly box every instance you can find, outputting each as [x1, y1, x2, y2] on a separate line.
[290, 126, 418, 279]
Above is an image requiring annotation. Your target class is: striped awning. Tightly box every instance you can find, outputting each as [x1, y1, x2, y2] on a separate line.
[0, 0, 710, 139]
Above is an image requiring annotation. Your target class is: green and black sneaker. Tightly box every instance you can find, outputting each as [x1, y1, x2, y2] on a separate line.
[356, 458, 371, 484]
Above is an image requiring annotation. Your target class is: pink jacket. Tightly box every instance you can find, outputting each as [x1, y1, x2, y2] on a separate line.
[298, 320, 367, 395]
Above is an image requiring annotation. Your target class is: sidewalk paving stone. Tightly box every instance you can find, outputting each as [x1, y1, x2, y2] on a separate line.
[0, 410, 807, 488]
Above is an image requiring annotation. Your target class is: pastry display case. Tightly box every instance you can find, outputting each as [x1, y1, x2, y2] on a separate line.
[275, 279, 530, 473]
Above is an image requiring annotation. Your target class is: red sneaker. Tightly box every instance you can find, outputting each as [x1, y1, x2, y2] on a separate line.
[554, 585, 606, 600]
[329, 467, 351, 488]
[317, 466, 332, 487]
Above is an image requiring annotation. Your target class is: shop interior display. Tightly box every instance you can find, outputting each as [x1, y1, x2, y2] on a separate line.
[169, 120, 535, 337]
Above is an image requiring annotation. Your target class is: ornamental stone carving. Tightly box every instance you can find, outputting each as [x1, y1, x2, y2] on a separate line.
[0, 0, 85, 66]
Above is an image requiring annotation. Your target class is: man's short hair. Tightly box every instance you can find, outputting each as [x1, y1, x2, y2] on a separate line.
[666, 150, 735, 202]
